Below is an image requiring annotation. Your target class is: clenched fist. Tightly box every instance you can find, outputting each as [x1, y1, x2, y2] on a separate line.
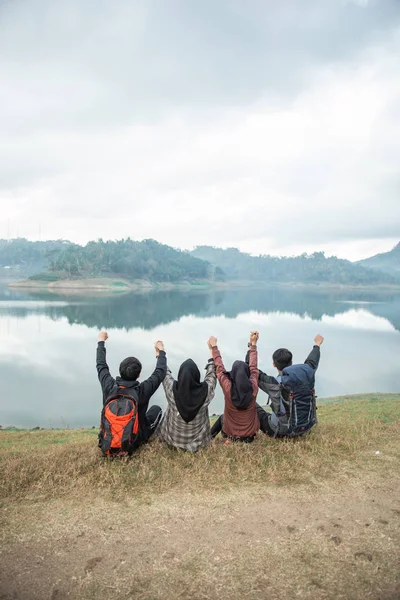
[314, 334, 324, 347]
[250, 331, 259, 346]
[208, 336, 218, 349]
[155, 340, 165, 357]
[98, 331, 108, 342]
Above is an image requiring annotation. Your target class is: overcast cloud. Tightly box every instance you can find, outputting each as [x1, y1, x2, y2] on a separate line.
[1, 0, 399, 260]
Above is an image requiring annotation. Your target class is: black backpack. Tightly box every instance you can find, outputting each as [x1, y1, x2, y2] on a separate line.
[98, 386, 140, 457]
[280, 364, 317, 436]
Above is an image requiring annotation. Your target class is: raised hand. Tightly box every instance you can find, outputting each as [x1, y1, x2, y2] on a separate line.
[250, 331, 259, 346]
[98, 331, 108, 342]
[155, 340, 165, 357]
[314, 334, 324, 347]
[208, 336, 218, 349]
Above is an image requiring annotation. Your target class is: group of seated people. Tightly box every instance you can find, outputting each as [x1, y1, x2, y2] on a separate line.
[96, 330, 324, 456]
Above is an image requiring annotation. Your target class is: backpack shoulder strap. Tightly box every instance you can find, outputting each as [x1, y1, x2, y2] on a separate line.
[105, 385, 139, 406]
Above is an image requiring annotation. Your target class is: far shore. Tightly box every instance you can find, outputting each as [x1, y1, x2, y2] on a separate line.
[7, 277, 218, 292]
[7, 276, 400, 293]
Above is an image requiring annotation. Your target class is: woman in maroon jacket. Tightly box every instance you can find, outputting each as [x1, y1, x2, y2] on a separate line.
[210, 331, 260, 442]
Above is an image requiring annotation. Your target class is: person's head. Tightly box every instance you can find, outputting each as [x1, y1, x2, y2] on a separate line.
[119, 357, 142, 381]
[231, 360, 250, 381]
[177, 359, 201, 387]
[272, 348, 293, 372]
[173, 358, 208, 423]
[229, 360, 253, 410]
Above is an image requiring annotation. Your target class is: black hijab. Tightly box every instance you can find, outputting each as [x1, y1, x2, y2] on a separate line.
[172, 359, 209, 423]
[227, 360, 253, 410]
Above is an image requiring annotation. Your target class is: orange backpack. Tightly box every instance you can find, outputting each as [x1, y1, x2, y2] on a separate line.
[98, 386, 139, 457]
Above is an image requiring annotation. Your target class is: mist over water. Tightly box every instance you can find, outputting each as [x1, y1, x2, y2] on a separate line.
[0, 284, 399, 428]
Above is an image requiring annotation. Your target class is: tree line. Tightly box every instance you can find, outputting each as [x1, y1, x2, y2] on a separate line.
[0, 237, 398, 285]
[191, 246, 398, 285]
[0, 238, 221, 283]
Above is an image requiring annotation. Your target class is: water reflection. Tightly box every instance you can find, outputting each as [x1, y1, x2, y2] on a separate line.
[0, 284, 399, 428]
[1, 286, 400, 332]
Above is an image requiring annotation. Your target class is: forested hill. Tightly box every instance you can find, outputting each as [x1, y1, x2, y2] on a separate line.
[1, 238, 399, 286]
[0, 238, 68, 276]
[0, 238, 220, 283]
[356, 242, 400, 276]
[191, 246, 398, 285]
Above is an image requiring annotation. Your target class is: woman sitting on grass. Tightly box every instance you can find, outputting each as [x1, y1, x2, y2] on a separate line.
[156, 337, 217, 452]
[210, 331, 260, 443]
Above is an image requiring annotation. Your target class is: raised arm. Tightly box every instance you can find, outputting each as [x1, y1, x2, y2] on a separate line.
[204, 342, 217, 405]
[209, 336, 232, 398]
[248, 331, 259, 396]
[96, 332, 116, 403]
[304, 334, 324, 371]
[162, 369, 175, 407]
[140, 341, 167, 404]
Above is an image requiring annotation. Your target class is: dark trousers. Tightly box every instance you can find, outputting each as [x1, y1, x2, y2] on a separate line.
[210, 415, 224, 438]
[210, 415, 255, 443]
[257, 404, 315, 438]
[141, 405, 163, 443]
[256, 403, 276, 437]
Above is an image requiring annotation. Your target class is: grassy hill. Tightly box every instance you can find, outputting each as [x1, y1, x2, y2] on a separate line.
[357, 241, 400, 276]
[1, 394, 399, 600]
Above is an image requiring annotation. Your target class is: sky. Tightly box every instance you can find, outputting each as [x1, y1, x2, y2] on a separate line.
[1, 0, 399, 261]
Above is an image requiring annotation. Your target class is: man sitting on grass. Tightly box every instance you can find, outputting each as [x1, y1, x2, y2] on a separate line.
[96, 331, 167, 452]
[255, 334, 324, 438]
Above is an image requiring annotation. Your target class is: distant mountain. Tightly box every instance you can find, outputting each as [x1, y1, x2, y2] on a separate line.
[191, 246, 399, 286]
[357, 242, 400, 276]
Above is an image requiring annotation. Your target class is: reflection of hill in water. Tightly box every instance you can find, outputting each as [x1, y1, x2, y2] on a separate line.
[1, 286, 400, 332]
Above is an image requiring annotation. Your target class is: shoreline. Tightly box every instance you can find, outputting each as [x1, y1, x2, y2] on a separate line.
[7, 277, 400, 293]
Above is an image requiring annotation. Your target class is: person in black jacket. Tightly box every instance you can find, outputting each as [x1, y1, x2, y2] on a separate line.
[252, 334, 324, 437]
[96, 331, 167, 448]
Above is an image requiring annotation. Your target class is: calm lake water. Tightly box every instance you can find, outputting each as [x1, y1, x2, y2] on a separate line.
[1, 283, 399, 428]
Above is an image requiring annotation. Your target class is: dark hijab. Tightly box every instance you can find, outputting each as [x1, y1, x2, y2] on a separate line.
[172, 359, 209, 423]
[227, 360, 253, 410]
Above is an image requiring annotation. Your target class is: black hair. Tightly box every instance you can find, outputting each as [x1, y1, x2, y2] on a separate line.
[272, 348, 293, 371]
[119, 357, 142, 381]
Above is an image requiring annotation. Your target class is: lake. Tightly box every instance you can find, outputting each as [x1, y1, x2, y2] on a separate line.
[0, 283, 399, 428]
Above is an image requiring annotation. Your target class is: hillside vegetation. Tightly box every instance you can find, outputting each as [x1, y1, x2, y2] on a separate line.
[191, 245, 399, 285]
[1, 238, 222, 283]
[0, 394, 399, 600]
[1, 237, 399, 286]
[0, 238, 69, 276]
[357, 241, 400, 275]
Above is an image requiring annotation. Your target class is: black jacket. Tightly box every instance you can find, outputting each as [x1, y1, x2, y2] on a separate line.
[96, 342, 167, 441]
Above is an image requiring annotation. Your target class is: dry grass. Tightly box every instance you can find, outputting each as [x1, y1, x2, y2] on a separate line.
[0, 394, 399, 600]
[1, 394, 399, 503]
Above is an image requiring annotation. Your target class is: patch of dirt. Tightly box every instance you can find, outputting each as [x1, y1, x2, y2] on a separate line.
[0, 473, 399, 600]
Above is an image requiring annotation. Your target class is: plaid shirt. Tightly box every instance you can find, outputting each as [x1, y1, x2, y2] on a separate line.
[156, 360, 217, 452]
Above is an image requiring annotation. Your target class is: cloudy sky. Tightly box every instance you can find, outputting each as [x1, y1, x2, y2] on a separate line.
[1, 0, 399, 260]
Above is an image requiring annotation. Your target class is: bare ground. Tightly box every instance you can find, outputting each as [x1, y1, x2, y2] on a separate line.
[1, 467, 399, 600]
[1, 397, 399, 600]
